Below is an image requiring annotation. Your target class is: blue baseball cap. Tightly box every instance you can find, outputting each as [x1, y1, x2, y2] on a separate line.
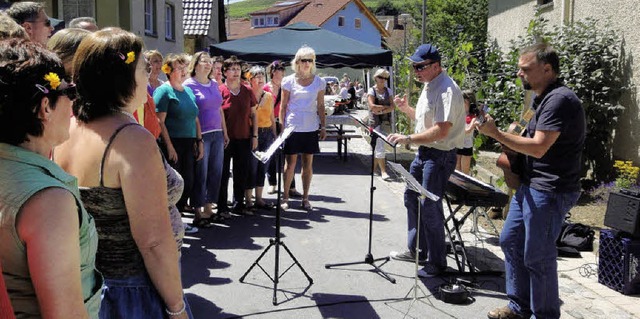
[408, 44, 441, 63]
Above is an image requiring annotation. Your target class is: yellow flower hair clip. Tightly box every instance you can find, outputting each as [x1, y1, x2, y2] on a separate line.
[125, 51, 135, 64]
[161, 63, 172, 74]
[118, 51, 136, 64]
[43, 72, 61, 90]
[244, 71, 252, 80]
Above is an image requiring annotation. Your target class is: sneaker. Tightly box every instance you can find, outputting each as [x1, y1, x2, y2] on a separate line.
[184, 223, 198, 234]
[381, 172, 391, 180]
[267, 185, 277, 194]
[487, 306, 526, 319]
[389, 250, 426, 265]
[417, 264, 446, 278]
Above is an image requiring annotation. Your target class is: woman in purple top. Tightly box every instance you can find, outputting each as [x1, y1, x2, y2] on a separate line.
[184, 52, 229, 222]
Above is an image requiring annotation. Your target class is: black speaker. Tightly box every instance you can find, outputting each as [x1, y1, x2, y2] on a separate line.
[605, 191, 640, 237]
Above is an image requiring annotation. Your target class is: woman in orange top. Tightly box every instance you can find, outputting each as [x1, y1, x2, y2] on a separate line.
[246, 66, 277, 210]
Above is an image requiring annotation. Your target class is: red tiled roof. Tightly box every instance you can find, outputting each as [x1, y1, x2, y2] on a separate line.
[229, 0, 388, 40]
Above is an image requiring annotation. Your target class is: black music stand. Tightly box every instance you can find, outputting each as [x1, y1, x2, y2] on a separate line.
[386, 161, 441, 318]
[239, 126, 313, 305]
[324, 126, 398, 283]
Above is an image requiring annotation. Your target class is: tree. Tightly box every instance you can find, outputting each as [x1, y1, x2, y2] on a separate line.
[374, 0, 400, 16]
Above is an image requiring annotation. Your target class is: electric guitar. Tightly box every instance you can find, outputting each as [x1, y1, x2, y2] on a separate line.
[495, 106, 535, 189]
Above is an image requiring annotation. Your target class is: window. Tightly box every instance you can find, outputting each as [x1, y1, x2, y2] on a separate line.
[274, 17, 279, 25]
[62, 0, 95, 25]
[338, 16, 345, 27]
[144, 0, 156, 35]
[354, 18, 361, 29]
[253, 18, 259, 27]
[165, 3, 175, 41]
[259, 18, 264, 25]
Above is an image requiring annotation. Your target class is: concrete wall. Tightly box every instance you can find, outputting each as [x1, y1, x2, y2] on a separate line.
[131, 0, 184, 55]
[322, 2, 381, 47]
[488, 0, 639, 162]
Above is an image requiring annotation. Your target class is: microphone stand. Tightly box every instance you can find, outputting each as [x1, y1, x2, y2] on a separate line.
[239, 126, 313, 305]
[324, 126, 398, 283]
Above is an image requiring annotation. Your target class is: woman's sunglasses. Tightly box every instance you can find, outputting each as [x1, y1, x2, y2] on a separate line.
[57, 84, 78, 101]
[299, 59, 314, 63]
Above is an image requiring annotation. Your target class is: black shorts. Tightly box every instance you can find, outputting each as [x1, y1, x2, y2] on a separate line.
[284, 131, 320, 155]
[457, 147, 472, 156]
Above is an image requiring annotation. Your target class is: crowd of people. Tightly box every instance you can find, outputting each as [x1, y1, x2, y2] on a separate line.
[1, 2, 586, 319]
[0, 2, 328, 318]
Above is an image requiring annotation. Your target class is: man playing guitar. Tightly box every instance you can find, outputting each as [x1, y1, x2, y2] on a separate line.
[477, 43, 585, 319]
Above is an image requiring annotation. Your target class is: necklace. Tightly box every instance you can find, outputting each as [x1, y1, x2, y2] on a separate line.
[118, 109, 137, 123]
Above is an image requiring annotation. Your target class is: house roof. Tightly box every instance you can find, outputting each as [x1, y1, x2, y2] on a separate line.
[229, 0, 389, 40]
[249, 1, 309, 16]
[288, 0, 389, 37]
[183, 0, 213, 36]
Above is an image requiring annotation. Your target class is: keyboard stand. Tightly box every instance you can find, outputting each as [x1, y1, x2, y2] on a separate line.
[443, 195, 503, 277]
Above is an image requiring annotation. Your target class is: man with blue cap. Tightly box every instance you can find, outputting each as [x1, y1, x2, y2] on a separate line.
[387, 43, 465, 277]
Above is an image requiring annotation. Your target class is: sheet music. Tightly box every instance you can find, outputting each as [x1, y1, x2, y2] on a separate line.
[371, 127, 397, 148]
[388, 162, 439, 201]
[253, 126, 295, 164]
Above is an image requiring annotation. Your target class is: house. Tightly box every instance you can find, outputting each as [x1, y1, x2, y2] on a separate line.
[36, 0, 184, 56]
[229, 0, 389, 48]
[487, 0, 640, 163]
[183, 0, 224, 54]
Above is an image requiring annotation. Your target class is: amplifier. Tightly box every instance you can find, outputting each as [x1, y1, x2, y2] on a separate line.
[598, 229, 640, 294]
[604, 191, 640, 237]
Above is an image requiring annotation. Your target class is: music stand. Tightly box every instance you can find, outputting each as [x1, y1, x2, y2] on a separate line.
[324, 126, 398, 283]
[386, 161, 439, 318]
[239, 126, 313, 305]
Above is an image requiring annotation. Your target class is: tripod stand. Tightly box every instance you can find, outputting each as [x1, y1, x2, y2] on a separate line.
[239, 127, 313, 305]
[324, 127, 397, 283]
[386, 161, 440, 318]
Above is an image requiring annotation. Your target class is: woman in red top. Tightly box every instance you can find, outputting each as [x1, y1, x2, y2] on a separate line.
[217, 56, 258, 215]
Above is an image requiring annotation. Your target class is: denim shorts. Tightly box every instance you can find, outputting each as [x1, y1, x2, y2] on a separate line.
[99, 274, 193, 319]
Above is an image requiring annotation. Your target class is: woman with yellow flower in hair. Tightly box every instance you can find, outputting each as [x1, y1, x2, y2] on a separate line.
[154, 54, 205, 225]
[53, 28, 191, 318]
[0, 38, 102, 318]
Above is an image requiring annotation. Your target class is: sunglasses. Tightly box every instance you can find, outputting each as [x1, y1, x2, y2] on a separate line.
[299, 59, 314, 63]
[413, 61, 437, 72]
[26, 19, 51, 27]
[56, 83, 78, 101]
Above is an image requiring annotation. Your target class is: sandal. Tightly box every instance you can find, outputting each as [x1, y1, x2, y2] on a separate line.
[255, 200, 274, 210]
[280, 200, 289, 211]
[301, 199, 313, 211]
[191, 218, 213, 228]
[208, 214, 226, 223]
[289, 189, 303, 198]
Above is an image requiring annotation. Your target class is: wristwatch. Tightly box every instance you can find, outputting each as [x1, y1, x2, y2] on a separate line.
[405, 135, 412, 144]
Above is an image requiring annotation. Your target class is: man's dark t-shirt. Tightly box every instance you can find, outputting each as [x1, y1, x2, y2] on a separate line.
[522, 81, 585, 193]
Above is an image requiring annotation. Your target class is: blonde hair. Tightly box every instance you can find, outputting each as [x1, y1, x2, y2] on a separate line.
[291, 46, 316, 74]
[143, 49, 163, 62]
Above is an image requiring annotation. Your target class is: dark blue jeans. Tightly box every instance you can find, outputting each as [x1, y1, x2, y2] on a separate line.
[404, 147, 457, 268]
[192, 131, 224, 207]
[502, 184, 579, 319]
